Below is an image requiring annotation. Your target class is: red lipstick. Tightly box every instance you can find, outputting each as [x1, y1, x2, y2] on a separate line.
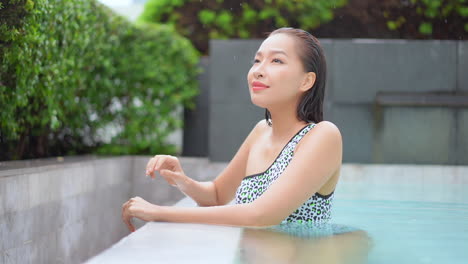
[252, 81, 269, 91]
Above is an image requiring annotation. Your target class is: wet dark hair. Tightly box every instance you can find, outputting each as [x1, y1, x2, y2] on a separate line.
[264, 27, 327, 126]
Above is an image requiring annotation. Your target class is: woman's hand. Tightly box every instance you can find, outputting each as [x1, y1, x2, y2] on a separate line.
[145, 155, 189, 188]
[122, 196, 160, 232]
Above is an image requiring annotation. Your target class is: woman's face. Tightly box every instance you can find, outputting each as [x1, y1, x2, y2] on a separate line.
[247, 33, 311, 109]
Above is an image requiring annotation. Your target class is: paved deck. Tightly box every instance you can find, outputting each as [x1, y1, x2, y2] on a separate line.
[85, 198, 243, 264]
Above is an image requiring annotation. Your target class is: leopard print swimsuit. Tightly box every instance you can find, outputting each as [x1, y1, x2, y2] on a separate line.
[235, 123, 334, 225]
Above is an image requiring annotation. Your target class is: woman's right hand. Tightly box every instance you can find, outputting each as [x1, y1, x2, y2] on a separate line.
[145, 155, 189, 188]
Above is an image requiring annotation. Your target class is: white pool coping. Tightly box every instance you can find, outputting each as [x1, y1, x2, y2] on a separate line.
[85, 198, 243, 264]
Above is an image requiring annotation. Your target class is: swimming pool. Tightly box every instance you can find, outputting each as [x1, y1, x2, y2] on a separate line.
[236, 163, 468, 264]
[234, 164, 468, 264]
[328, 181, 468, 264]
[87, 163, 468, 264]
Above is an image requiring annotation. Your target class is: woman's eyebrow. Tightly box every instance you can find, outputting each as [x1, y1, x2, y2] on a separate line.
[255, 50, 288, 57]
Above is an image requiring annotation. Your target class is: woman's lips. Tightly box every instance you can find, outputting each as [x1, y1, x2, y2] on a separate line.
[252, 81, 269, 91]
[252, 86, 269, 91]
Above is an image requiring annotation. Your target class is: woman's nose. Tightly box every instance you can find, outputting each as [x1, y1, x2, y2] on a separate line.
[252, 66, 264, 78]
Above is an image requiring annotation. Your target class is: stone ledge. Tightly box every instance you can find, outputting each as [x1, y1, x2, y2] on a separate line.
[0, 155, 126, 178]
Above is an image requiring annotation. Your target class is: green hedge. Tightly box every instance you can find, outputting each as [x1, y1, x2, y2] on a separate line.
[139, 0, 468, 54]
[139, 0, 347, 54]
[0, 0, 200, 160]
[385, 0, 468, 35]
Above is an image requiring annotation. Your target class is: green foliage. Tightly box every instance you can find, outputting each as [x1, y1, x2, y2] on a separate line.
[138, 0, 187, 23]
[0, 0, 200, 160]
[386, 0, 468, 35]
[139, 0, 467, 47]
[419, 22, 433, 34]
[386, 16, 406, 31]
[139, 0, 347, 54]
[198, 9, 216, 25]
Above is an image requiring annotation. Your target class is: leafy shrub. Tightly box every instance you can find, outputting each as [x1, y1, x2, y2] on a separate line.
[384, 0, 468, 36]
[139, 0, 467, 54]
[0, 0, 200, 160]
[139, 0, 348, 54]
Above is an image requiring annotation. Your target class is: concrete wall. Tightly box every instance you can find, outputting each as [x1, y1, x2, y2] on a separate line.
[0, 156, 223, 264]
[0, 157, 131, 263]
[183, 57, 210, 157]
[183, 39, 468, 165]
[329, 39, 461, 165]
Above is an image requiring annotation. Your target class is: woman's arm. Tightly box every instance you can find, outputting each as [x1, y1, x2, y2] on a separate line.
[168, 122, 341, 226]
[170, 120, 266, 206]
[247, 121, 342, 226]
[157, 203, 259, 227]
[144, 120, 264, 207]
[122, 196, 260, 231]
[176, 180, 218, 207]
[123, 121, 342, 229]
[210, 119, 267, 205]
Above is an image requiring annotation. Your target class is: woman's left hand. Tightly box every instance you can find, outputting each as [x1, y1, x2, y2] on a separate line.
[122, 196, 159, 232]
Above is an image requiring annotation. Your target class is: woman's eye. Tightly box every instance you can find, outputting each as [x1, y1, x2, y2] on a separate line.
[272, 58, 283, 63]
[251, 59, 260, 64]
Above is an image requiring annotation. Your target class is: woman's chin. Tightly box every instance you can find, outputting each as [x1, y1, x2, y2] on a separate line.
[250, 96, 269, 109]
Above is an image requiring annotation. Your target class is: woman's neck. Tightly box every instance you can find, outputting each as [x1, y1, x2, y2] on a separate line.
[267, 104, 309, 144]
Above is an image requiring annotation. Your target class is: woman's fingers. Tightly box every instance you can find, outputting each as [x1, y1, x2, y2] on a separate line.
[122, 197, 157, 231]
[153, 155, 168, 172]
[124, 215, 135, 232]
[146, 155, 163, 178]
[122, 200, 135, 232]
[146, 155, 183, 186]
[160, 169, 179, 186]
[146, 157, 157, 177]
[151, 155, 172, 178]
[145, 158, 152, 174]
[152, 156, 163, 178]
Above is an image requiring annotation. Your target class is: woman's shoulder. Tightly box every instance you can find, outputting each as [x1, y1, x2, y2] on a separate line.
[300, 121, 342, 151]
[249, 119, 342, 145]
[242, 119, 269, 148]
[252, 119, 270, 135]
[313, 121, 341, 136]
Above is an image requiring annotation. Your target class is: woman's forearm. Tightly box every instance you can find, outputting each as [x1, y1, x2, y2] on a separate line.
[178, 178, 219, 207]
[156, 203, 265, 227]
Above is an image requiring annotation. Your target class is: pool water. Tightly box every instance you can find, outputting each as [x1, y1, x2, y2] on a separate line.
[235, 182, 468, 264]
[331, 184, 468, 264]
[335, 201, 468, 263]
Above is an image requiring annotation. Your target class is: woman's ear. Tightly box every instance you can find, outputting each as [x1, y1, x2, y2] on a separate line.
[300, 72, 316, 92]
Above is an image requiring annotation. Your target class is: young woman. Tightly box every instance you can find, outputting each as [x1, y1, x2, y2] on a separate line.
[122, 27, 342, 231]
